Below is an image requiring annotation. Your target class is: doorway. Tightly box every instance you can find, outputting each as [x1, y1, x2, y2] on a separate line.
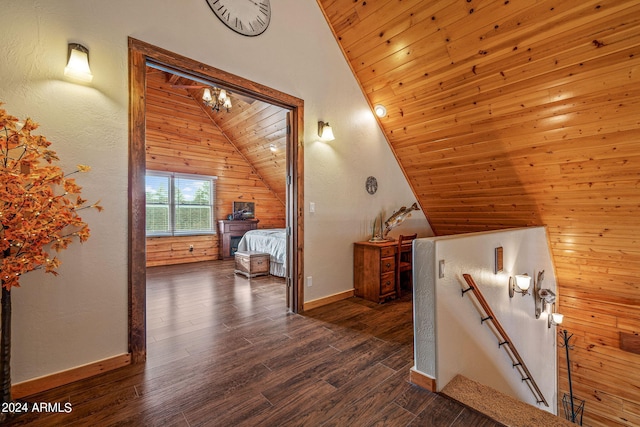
[128, 38, 304, 363]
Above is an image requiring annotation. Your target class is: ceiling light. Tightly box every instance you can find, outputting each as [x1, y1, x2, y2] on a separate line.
[203, 88, 213, 102]
[374, 105, 387, 117]
[203, 86, 232, 112]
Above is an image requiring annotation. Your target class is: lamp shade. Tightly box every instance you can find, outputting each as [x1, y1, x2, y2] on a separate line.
[64, 44, 93, 83]
[202, 88, 213, 102]
[514, 274, 531, 291]
[551, 312, 564, 325]
[318, 121, 335, 141]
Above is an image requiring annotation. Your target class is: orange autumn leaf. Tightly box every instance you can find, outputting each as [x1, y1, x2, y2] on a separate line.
[63, 178, 82, 194]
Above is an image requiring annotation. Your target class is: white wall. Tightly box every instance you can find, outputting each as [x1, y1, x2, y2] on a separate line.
[0, 0, 432, 383]
[413, 227, 558, 413]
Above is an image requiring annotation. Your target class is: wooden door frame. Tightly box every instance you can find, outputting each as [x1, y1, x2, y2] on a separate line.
[128, 37, 304, 363]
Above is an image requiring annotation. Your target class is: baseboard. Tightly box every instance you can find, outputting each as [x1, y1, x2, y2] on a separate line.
[11, 353, 131, 399]
[410, 367, 437, 392]
[304, 289, 355, 311]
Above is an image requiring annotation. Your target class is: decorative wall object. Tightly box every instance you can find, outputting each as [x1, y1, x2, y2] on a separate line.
[382, 203, 420, 239]
[366, 176, 378, 194]
[233, 201, 255, 220]
[494, 247, 503, 273]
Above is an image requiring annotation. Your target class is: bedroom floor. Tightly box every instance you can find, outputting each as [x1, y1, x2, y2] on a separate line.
[5, 260, 502, 426]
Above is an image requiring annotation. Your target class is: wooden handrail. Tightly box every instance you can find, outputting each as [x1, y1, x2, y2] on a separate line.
[462, 273, 549, 407]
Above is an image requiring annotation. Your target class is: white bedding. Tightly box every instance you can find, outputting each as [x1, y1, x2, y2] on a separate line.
[236, 228, 287, 277]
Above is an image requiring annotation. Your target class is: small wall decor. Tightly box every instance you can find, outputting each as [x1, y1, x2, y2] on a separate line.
[494, 247, 503, 273]
[232, 201, 255, 220]
[366, 176, 378, 195]
[382, 203, 419, 239]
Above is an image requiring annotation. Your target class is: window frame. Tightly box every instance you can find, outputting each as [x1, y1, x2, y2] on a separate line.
[145, 170, 217, 237]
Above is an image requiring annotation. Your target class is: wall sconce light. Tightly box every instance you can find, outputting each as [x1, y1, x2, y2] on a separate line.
[318, 121, 335, 141]
[374, 105, 387, 118]
[547, 302, 564, 328]
[549, 311, 564, 328]
[509, 274, 531, 297]
[64, 43, 93, 83]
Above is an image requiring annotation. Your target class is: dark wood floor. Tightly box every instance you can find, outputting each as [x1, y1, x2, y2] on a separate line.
[4, 260, 502, 426]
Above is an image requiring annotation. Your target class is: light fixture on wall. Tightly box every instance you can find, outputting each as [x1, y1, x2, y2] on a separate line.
[548, 304, 564, 328]
[203, 87, 232, 112]
[374, 104, 387, 118]
[64, 43, 93, 83]
[318, 121, 335, 141]
[509, 274, 531, 297]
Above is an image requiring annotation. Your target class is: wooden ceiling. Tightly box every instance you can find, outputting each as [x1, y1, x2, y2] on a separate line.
[153, 68, 289, 204]
[317, 0, 640, 425]
[207, 95, 288, 204]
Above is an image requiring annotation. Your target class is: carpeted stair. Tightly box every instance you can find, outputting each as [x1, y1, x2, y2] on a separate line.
[441, 375, 576, 427]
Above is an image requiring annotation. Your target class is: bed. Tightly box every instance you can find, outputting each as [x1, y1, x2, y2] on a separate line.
[236, 228, 287, 277]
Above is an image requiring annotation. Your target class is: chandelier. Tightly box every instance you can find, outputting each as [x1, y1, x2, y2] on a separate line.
[202, 87, 232, 112]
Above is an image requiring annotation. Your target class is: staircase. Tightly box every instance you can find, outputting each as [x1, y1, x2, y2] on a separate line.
[441, 375, 575, 427]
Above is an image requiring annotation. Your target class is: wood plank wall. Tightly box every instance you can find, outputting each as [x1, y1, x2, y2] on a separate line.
[145, 69, 286, 266]
[317, 1, 640, 425]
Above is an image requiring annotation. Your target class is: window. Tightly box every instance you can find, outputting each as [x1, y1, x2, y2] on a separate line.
[145, 171, 217, 236]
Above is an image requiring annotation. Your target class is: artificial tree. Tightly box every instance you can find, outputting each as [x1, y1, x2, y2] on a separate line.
[0, 104, 101, 408]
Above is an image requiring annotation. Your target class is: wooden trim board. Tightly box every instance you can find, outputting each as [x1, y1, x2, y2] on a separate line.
[410, 367, 437, 392]
[11, 353, 131, 399]
[303, 289, 354, 311]
[128, 37, 306, 365]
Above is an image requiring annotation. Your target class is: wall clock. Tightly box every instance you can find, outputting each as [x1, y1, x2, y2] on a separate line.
[205, 0, 271, 37]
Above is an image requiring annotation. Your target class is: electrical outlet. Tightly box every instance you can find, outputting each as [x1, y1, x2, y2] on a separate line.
[189, 244, 194, 252]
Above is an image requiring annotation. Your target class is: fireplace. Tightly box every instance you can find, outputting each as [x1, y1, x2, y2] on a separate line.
[217, 219, 259, 260]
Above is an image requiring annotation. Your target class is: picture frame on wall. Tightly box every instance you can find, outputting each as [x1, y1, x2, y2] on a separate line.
[494, 246, 503, 274]
[233, 201, 255, 220]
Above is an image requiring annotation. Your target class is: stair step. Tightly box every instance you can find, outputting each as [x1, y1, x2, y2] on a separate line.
[441, 375, 575, 427]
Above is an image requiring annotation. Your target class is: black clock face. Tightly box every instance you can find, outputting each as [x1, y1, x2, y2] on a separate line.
[206, 0, 271, 37]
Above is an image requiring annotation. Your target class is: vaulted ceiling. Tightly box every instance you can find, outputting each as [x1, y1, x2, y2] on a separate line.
[316, 0, 640, 425]
[150, 68, 289, 204]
